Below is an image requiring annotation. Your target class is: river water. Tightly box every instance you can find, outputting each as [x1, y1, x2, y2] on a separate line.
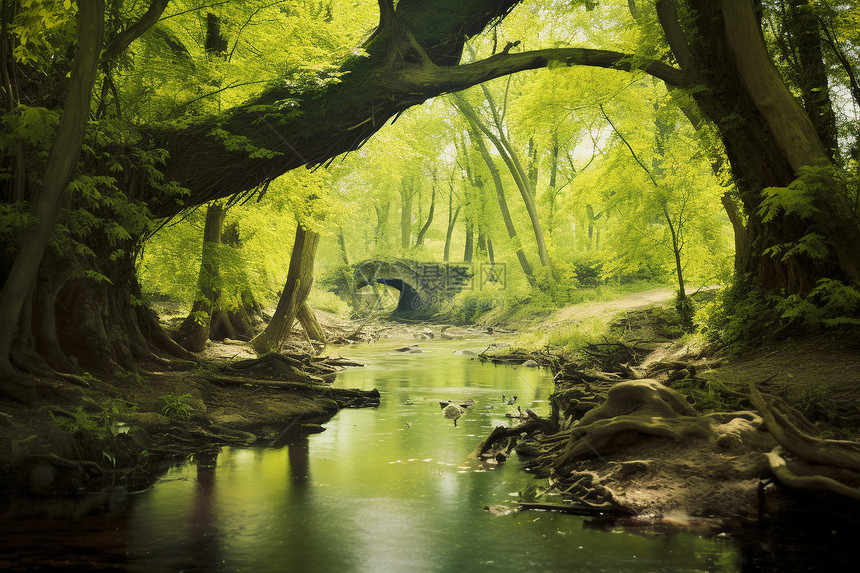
[2, 339, 743, 572]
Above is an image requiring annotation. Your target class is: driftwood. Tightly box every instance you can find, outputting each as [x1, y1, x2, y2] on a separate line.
[207, 375, 321, 391]
[469, 414, 557, 461]
[514, 500, 634, 516]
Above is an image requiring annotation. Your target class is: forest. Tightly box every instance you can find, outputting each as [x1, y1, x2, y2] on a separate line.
[1, 0, 860, 570]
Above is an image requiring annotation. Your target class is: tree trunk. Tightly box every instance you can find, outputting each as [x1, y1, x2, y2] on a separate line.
[415, 180, 436, 246]
[399, 178, 413, 251]
[0, 0, 104, 368]
[251, 225, 320, 354]
[337, 227, 349, 265]
[444, 197, 461, 263]
[786, 0, 838, 160]
[174, 203, 225, 352]
[374, 203, 389, 248]
[463, 222, 474, 263]
[681, 0, 860, 293]
[454, 92, 551, 269]
[453, 95, 534, 282]
[297, 302, 326, 343]
[663, 203, 690, 324]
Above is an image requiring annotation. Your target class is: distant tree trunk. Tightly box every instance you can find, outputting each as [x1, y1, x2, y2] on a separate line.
[662, 203, 690, 324]
[415, 179, 436, 246]
[586, 204, 599, 251]
[399, 178, 413, 251]
[463, 222, 474, 262]
[174, 203, 225, 352]
[487, 237, 495, 265]
[453, 96, 534, 282]
[453, 93, 551, 269]
[444, 183, 461, 263]
[251, 225, 320, 354]
[546, 132, 560, 239]
[374, 202, 389, 247]
[337, 227, 349, 265]
[476, 230, 487, 259]
[527, 136, 539, 195]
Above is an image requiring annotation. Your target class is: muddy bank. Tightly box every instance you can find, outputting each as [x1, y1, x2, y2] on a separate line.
[0, 348, 378, 503]
[475, 308, 860, 526]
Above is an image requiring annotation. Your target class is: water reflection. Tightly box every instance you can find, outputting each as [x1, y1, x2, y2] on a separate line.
[1, 340, 743, 572]
[118, 340, 739, 572]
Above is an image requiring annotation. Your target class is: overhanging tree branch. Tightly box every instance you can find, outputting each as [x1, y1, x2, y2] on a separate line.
[103, 0, 169, 63]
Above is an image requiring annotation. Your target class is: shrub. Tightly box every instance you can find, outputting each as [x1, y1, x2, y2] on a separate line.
[161, 393, 195, 421]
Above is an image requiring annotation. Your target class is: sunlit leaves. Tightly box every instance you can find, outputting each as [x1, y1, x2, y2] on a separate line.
[9, 0, 78, 66]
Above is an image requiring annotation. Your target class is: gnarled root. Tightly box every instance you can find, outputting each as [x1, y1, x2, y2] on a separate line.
[751, 386, 860, 499]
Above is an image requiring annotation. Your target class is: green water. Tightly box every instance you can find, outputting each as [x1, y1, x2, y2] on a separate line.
[1, 339, 741, 572]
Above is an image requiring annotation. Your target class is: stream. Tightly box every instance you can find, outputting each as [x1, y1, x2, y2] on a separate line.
[1, 339, 743, 572]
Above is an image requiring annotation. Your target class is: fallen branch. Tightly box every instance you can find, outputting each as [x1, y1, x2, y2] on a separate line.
[514, 500, 634, 516]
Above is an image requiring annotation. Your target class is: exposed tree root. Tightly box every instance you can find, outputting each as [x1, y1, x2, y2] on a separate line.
[764, 446, 860, 500]
[750, 386, 860, 499]
[751, 386, 860, 472]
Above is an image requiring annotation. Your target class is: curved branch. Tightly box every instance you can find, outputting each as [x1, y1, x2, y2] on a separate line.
[387, 47, 689, 94]
[103, 0, 169, 63]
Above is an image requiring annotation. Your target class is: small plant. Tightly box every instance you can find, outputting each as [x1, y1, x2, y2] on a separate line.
[50, 397, 129, 440]
[161, 393, 195, 420]
[81, 371, 100, 385]
[799, 385, 837, 424]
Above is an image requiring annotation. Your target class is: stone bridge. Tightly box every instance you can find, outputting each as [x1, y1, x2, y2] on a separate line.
[351, 259, 475, 317]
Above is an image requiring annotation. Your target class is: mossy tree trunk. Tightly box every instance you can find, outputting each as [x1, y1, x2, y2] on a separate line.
[174, 203, 225, 352]
[251, 225, 320, 354]
[0, 0, 104, 377]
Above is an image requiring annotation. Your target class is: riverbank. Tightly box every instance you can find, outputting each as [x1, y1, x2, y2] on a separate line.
[0, 345, 380, 501]
[471, 297, 860, 525]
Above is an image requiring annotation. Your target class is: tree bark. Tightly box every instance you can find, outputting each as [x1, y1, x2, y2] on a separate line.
[174, 203, 225, 352]
[444, 177, 461, 263]
[251, 225, 320, 354]
[415, 179, 436, 246]
[456, 90, 552, 268]
[0, 0, 104, 368]
[786, 0, 839, 160]
[463, 221, 474, 263]
[297, 302, 326, 343]
[399, 177, 413, 251]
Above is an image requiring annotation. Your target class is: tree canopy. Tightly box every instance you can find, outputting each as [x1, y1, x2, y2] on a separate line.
[1, 0, 859, 388]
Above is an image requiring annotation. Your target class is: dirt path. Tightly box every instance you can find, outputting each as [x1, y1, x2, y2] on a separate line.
[542, 286, 676, 329]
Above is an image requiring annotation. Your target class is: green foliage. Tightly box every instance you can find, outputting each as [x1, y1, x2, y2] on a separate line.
[50, 397, 131, 442]
[759, 168, 842, 262]
[695, 279, 777, 351]
[758, 167, 829, 223]
[448, 290, 503, 325]
[306, 290, 350, 317]
[775, 279, 860, 328]
[668, 378, 740, 413]
[9, 0, 77, 66]
[799, 385, 837, 425]
[160, 393, 195, 421]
